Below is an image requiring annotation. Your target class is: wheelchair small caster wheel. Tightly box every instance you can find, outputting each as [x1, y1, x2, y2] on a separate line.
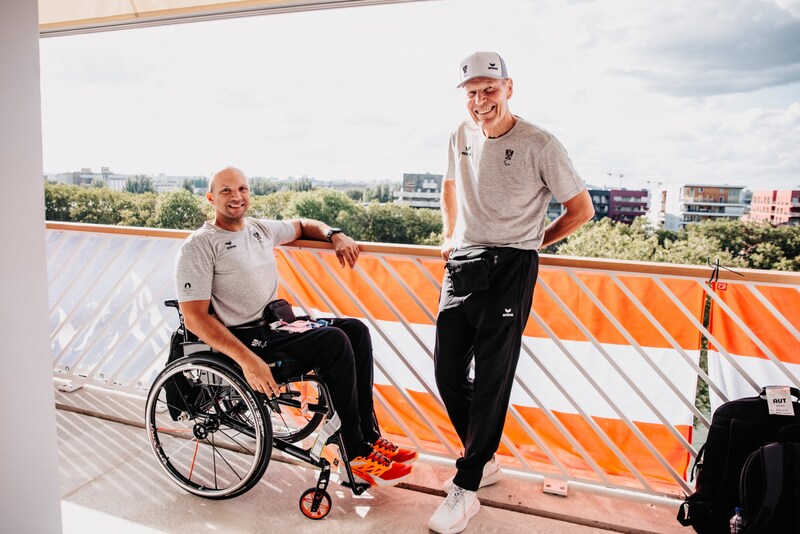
[299, 488, 331, 519]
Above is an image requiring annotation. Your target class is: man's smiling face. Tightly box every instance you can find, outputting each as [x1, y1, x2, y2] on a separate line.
[207, 167, 251, 230]
[463, 77, 514, 138]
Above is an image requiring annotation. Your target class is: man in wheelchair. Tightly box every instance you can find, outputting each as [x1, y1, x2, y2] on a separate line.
[174, 166, 415, 487]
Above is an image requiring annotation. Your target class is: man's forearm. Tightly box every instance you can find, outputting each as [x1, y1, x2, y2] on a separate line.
[541, 189, 594, 248]
[441, 180, 458, 240]
[296, 218, 335, 241]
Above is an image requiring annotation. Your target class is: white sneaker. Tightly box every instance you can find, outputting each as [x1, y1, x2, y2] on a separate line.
[442, 455, 501, 492]
[428, 484, 480, 534]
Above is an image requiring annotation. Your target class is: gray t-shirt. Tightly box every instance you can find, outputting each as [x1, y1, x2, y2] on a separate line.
[174, 218, 296, 326]
[446, 116, 585, 250]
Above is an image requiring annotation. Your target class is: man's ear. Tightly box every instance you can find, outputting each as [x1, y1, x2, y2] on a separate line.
[205, 191, 214, 205]
[506, 78, 513, 99]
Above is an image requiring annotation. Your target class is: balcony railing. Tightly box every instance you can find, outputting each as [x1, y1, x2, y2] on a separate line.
[46, 222, 800, 500]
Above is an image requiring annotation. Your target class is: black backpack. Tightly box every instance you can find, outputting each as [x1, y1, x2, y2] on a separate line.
[164, 325, 202, 421]
[737, 441, 800, 532]
[677, 387, 800, 533]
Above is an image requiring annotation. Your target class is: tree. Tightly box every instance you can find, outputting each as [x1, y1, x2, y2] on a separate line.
[685, 220, 799, 271]
[126, 175, 155, 194]
[68, 187, 126, 225]
[249, 190, 295, 220]
[364, 182, 399, 203]
[193, 177, 209, 191]
[249, 177, 279, 196]
[118, 193, 158, 227]
[44, 183, 75, 221]
[181, 179, 194, 194]
[288, 176, 314, 192]
[345, 203, 442, 244]
[554, 217, 800, 271]
[285, 189, 358, 230]
[345, 189, 364, 202]
[554, 218, 660, 261]
[153, 190, 208, 230]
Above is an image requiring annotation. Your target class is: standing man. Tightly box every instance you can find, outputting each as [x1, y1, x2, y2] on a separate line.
[175, 166, 416, 488]
[428, 52, 594, 533]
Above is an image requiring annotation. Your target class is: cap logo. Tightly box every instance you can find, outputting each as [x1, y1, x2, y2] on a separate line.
[462, 65, 468, 76]
[488, 62, 498, 70]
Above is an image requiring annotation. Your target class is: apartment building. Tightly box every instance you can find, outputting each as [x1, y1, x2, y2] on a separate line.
[748, 190, 800, 226]
[49, 166, 128, 191]
[648, 184, 747, 230]
[608, 189, 649, 223]
[581, 188, 649, 223]
[393, 172, 443, 209]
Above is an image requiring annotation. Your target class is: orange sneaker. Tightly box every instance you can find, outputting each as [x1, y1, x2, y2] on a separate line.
[373, 437, 418, 464]
[350, 449, 412, 487]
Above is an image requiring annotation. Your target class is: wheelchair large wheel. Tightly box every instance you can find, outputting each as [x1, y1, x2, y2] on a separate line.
[145, 354, 272, 499]
[271, 376, 329, 443]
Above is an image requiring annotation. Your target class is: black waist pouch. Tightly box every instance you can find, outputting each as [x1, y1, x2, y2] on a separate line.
[264, 298, 297, 323]
[446, 250, 491, 296]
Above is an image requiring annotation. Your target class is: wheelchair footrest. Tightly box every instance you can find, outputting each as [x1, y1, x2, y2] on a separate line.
[339, 479, 371, 495]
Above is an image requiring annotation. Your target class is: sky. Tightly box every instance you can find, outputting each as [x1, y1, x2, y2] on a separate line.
[38, 0, 800, 191]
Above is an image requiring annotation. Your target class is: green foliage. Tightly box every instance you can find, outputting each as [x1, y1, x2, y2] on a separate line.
[68, 186, 129, 224]
[118, 193, 157, 227]
[44, 183, 76, 221]
[345, 189, 364, 202]
[346, 203, 442, 244]
[249, 177, 280, 196]
[249, 191, 295, 220]
[181, 179, 194, 194]
[126, 175, 155, 194]
[288, 176, 314, 192]
[153, 190, 208, 230]
[555, 217, 799, 271]
[192, 177, 209, 191]
[555, 218, 660, 261]
[284, 189, 359, 232]
[364, 182, 399, 203]
[41, 183, 799, 270]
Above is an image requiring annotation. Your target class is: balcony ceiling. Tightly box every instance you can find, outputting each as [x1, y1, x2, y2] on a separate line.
[39, 0, 423, 36]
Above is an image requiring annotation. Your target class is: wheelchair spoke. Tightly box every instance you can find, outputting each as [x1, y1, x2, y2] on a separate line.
[188, 439, 200, 481]
[146, 356, 272, 499]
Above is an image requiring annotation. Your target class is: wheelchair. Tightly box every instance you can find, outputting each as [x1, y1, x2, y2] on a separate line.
[145, 300, 370, 519]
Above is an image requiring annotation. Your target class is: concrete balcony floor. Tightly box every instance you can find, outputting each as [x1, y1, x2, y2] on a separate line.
[55, 384, 685, 534]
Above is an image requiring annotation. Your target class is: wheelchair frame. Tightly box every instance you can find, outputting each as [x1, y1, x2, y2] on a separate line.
[144, 300, 370, 520]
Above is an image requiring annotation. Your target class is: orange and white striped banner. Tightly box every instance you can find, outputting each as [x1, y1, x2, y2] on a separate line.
[276, 249, 706, 493]
[707, 281, 800, 408]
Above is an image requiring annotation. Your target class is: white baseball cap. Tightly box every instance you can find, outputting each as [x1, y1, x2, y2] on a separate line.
[457, 51, 509, 88]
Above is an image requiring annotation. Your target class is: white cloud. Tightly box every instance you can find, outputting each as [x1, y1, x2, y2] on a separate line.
[38, 0, 800, 190]
[572, 0, 800, 96]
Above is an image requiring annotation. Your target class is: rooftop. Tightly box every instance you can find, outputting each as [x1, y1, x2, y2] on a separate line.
[56, 383, 681, 533]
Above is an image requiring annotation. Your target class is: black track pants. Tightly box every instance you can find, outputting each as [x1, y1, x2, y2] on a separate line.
[233, 318, 379, 458]
[434, 248, 538, 491]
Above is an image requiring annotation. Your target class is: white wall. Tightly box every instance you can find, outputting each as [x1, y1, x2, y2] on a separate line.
[0, 0, 63, 531]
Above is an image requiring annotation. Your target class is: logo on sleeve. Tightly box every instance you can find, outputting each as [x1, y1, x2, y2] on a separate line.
[252, 231, 263, 244]
[182, 282, 193, 295]
[461, 145, 472, 156]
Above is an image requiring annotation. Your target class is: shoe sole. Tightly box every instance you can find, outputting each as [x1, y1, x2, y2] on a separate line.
[352, 468, 413, 488]
[429, 498, 481, 534]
